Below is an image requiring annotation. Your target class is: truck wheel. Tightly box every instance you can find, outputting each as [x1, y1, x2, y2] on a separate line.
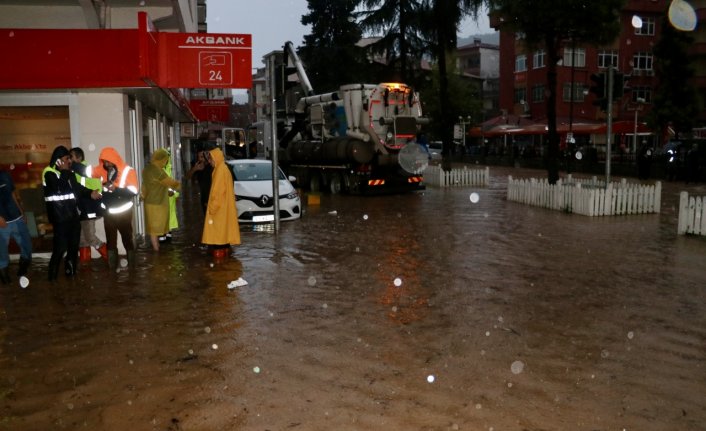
[309, 173, 321, 192]
[329, 173, 343, 194]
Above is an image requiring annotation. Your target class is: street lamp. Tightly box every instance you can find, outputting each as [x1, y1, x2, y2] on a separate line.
[632, 97, 646, 153]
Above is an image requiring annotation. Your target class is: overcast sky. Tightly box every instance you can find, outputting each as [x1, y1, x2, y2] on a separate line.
[207, 0, 494, 69]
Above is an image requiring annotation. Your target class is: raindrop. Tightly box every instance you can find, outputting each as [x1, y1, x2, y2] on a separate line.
[212, 343, 218, 350]
[627, 331, 634, 340]
[208, 219, 213, 224]
[601, 349, 610, 358]
[363, 214, 369, 220]
[204, 326, 211, 334]
[355, 247, 360, 252]
[575, 151, 583, 160]
[393, 277, 402, 287]
[631, 15, 643, 29]
[469, 192, 480, 203]
[188, 349, 194, 355]
[253, 366, 261, 373]
[139, 0, 145, 5]
[47, 50, 52, 55]
[209, 263, 214, 268]
[67, 403, 74, 410]
[8, 31, 14, 37]
[322, 303, 328, 309]
[128, 359, 134, 365]
[120, 258, 128, 268]
[19, 276, 29, 288]
[88, 143, 96, 152]
[426, 375, 435, 383]
[307, 276, 317, 286]
[497, 316, 504, 323]
[485, 331, 490, 337]
[391, 306, 398, 312]
[475, 403, 482, 409]
[9, 164, 15, 170]
[507, 382, 513, 388]
[511, 360, 524, 374]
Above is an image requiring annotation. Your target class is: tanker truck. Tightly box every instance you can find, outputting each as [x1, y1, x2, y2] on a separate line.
[274, 41, 430, 194]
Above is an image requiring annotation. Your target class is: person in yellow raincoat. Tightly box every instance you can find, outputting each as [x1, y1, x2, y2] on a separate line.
[141, 148, 181, 251]
[201, 148, 240, 256]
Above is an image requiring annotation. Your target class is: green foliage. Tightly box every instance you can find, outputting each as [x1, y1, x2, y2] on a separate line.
[649, 14, 702, 140]
[299, 0, 368, 92]
[419, 56, 483, 140]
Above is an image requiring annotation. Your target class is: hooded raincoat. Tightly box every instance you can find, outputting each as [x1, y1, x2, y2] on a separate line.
[142, 148, 181, 236]
[201, 148, 240, 246]
[91, 147, 139, 214]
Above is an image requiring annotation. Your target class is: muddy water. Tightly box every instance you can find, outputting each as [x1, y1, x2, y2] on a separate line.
[1, 167, 705, 431]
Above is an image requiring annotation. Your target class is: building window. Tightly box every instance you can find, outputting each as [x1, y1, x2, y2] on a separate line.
[563, 47, 585, 67]
[562, 83, 586, 102]
[515, 54, 527, 72]
[532, 84, 545, 102]
[632, 86, 652, 103]
[514, 87, 527, 104]
[598, 50, 618, 68]
[533, 50, 545, 69]
[633, 52, 653, 71]
[634, 16, 655, 35]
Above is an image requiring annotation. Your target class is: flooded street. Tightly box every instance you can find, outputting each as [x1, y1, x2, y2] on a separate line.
[1, 166, 705, 431]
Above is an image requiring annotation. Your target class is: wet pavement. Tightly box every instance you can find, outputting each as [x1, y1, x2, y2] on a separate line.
[1, 166, 705, 431]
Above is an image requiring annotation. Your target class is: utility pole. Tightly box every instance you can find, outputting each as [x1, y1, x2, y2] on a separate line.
[605, 65, 614, 184]
[269, 55, 280, 232]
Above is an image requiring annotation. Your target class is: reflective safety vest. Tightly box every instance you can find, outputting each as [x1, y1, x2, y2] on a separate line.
[101, 166, 137, 214]
[42, 165, 80, 223]
[73, 162, 103, 220]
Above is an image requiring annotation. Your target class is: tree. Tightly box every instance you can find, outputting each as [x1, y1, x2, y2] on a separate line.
[417, 0, 483, 169]
[649, 14, 702, 141]
[356, 0, 426, 84]
[419, 53, 483, 140]
[299, 0, 366, 93]
[487, 0, 624, 183]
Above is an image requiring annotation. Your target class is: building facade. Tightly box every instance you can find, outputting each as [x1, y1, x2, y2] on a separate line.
[0, 0, 205, 253]
[491, 0, 705, 150]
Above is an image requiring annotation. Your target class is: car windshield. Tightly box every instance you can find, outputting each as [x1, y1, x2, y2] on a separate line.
[231, 163, 284, 181]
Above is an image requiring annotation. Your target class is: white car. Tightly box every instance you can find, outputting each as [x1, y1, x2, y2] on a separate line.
[227, 159, 301, 223]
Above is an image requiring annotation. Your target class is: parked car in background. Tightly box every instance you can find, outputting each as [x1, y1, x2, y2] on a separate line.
[226, 159, 301, 223]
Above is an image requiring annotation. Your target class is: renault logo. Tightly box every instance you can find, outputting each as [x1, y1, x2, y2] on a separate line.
[259, 195, 271, 206]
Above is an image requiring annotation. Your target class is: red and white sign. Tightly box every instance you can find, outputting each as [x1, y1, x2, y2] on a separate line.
[188, 98, 231, 123]
[158, 31, 252, 89]
[0, 12, 252, 90]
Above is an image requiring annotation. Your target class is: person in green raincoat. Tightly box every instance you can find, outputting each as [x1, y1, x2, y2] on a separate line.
[161, 151, 180, 242]
[141, 148, 181, 251]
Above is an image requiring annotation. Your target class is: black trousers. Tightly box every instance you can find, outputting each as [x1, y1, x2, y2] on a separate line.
[49, 218, 81, 271]
[104, 210, 135, 252]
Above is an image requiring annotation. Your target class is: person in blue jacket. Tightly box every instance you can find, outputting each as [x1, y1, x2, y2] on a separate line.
[0, 170, 32, 284]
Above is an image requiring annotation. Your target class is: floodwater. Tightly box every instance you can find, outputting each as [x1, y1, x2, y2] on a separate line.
[1, 166, 705, 431]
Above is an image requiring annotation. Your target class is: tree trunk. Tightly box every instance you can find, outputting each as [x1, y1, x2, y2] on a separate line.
[545, 36, 560, 184]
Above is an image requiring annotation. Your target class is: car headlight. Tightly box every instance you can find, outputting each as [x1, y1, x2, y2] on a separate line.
[284, 191, 299, 200]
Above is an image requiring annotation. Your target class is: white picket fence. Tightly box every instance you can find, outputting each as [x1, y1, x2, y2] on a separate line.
[678, 192, 706, 236]
[507, 176, 662, 216]
[424, 165, 489, 187]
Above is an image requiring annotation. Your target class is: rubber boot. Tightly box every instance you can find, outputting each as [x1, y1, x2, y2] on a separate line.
[17, 257, 30, 277]
[79, 247, 92, 263]
[97, 243, 108, 261]
[107, 250, 118, 270]
[0, 267, 10, 285]
[64, 258, 76, 277]
[126, 250, 136, 269]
